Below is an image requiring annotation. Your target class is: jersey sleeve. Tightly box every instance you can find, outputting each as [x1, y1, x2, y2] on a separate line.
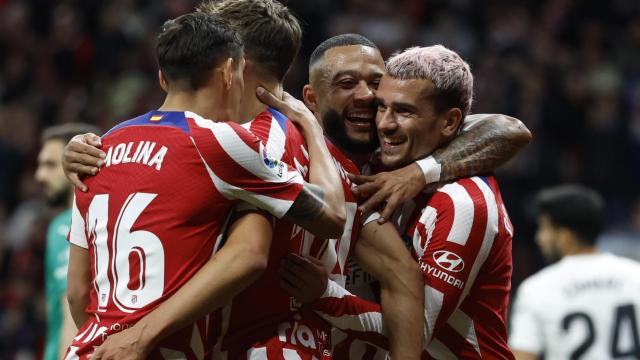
[508, 280, 544, 354]
[312, 279, 389, 349]
[69, 193, 88, 249]
[414, 178, 500, 343]
[189, 117, 304, 219]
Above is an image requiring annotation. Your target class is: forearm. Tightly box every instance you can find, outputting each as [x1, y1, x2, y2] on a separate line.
[59, 295, 78, 357]
[133, 241, 267, 349]
[379, 266, 424, 359]
[298, 122, 345, 220]
[68, 296, 89, 329]
[430, 114, 531, 182]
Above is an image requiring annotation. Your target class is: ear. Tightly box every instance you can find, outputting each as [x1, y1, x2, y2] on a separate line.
[556, 227, 577, 254]
[222, 57, 234, 90]
[303, 84, 319, 113]
[441, 108, 463, 137]
[159, 70, 169, 92]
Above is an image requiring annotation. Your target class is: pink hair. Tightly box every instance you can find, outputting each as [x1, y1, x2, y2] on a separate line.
[386, 45, 473, 116]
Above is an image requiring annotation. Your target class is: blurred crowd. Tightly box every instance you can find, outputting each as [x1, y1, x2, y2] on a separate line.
[1, 0, 639, 358]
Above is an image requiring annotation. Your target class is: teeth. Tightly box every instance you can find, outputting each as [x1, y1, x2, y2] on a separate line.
[384, 138, 404, 145]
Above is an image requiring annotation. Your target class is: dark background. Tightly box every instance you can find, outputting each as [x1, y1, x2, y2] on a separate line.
[1, 0, 639, 357]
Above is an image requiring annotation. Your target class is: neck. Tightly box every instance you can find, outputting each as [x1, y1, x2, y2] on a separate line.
[565, 245, 598, 257]
[238, 64, 283, 123]
[159, 88, 225, 121]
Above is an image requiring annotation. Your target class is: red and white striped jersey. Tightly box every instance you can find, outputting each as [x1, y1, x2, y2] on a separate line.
[64, 110, 304, 359]
[313, 176, 515, 360]
[210, 108, 362, 360]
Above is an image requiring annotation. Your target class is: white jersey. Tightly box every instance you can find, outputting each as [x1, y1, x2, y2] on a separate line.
[509, 253, 640, 360]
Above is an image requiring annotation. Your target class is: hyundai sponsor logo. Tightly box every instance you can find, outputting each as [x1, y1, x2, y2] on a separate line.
[433, 250, 465, 272]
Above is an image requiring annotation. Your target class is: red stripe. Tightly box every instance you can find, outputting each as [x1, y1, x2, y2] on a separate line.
[435, 323, 482, 359]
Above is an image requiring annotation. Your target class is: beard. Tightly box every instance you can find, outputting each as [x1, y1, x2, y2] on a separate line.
[322, 109, 379, 156]
[47, 185, 72, 207]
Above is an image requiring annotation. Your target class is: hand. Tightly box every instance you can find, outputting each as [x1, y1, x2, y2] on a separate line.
[351, 163, 426, 223]
[62, 133, 106, 192]
[279, 254, 328, 304]
[255, 87, 321, 133]
[89, 326, 151, 360]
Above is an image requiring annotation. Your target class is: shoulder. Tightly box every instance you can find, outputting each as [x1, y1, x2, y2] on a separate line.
[518, 263, 564, 295]
[428, 177, 499, 226]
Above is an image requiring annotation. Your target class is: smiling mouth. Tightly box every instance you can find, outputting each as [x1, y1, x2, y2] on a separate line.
[345, 112, 374, 127]
[381, 137, 406, 151]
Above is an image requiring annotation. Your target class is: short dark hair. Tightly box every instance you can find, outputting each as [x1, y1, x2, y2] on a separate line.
[535, 184, 605, 246]
[198, 0, 301, 81]
[309, 34, 378, 68]
[42, 123, 102, 144]
[156, 12, 243, 90]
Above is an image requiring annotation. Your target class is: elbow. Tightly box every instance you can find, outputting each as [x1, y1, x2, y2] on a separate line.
[242, 248, 269, 280]
[502, 115, 532, 148]
[67, 285, 88, 314]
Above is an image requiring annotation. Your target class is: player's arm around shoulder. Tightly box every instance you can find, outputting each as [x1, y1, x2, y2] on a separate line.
[355, 221, 425, 359]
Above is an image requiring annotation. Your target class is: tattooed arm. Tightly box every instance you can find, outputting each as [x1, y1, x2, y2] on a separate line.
[354, 114, 531, 221]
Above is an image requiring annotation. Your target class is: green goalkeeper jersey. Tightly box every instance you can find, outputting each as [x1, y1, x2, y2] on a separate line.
[44, 209, 71, 360]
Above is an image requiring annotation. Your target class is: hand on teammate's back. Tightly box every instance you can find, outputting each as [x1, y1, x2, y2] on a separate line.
[350, 163, 427, 223]
[278, 254, 328, 304]
[62, 132, 106, 192]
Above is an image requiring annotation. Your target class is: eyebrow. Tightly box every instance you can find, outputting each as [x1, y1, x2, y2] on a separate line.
[331, 70, 384, 82]
[375, 97, 419, 112]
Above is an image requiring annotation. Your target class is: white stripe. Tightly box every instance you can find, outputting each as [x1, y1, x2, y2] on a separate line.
[447, 309, 481, 356]
[266, 115, 287, 160]
[192, 116, 292, 184]
[414, 206, 437, 259]
[212, 304, 232, 360]
[190, 138, 297, 219]
[190, 324, 205, 360]
[424, 284, 444, 342]
[160, 348, 187, 359]
[319, 311, 386, 335]
[247, 346, 267, 360]
[283, 348, 303, 360]
[458, 177, 499, 304]
[70, 196, 88, 248]
[438, 182, 475, 245]
[63, 347, 79, 360]
[426, 339, 458, 360]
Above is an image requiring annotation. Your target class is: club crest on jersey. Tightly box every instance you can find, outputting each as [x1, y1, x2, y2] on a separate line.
[433, 250, 465, 272]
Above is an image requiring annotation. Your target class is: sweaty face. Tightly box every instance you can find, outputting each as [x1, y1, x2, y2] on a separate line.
[35, 140, 71, 206]
[312, 45, 385, 154]
[535, 214, 562, 262]
[375, 75, 446, 168]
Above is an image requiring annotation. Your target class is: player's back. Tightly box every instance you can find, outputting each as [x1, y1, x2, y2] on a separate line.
[68, 111, 265, 358]
[213, 109, 361, 359]
[511, 253, 640, 360]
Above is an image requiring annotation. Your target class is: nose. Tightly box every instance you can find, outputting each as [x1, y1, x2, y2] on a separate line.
[376, 108, 398, 134]
[35, 165, 45, 183]
[353, 81, 375, 105]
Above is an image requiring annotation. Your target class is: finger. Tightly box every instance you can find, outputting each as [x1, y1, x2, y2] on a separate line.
[378, 194, 401, 224]
[69, 173, 88, 192]
[278, 262, 306, 285]
[256, 86, 284, 109]
[348, 173, 374, 185]
[83, 133, 103, 148]
[66, 152, 105, 168]
[68, 141, 107, 159]
[359, 189, 389, 214]
[67, 163, 100, 177]
[353, 181, 382, 197]
[279, 279, 302, 298]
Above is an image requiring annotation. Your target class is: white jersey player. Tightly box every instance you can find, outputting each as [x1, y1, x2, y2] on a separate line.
[509, 185, 640, 360]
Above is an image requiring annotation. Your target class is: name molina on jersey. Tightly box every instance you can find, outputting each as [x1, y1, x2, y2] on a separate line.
[104, 141, 168, 171]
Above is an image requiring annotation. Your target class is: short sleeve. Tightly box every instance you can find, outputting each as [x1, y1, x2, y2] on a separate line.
[508, 280, 544, 354]
[190, 117, 304, 219]
[69, 194, 88, 249]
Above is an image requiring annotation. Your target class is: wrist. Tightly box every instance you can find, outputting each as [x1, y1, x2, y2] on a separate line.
[415, 156, 441, 185]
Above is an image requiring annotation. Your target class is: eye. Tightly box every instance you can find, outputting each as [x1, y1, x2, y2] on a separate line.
[337, 78, 357, 89]
[377, 101, 387, 112]
[395, 107, 414, 117]
[369, 79, 380, 90]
